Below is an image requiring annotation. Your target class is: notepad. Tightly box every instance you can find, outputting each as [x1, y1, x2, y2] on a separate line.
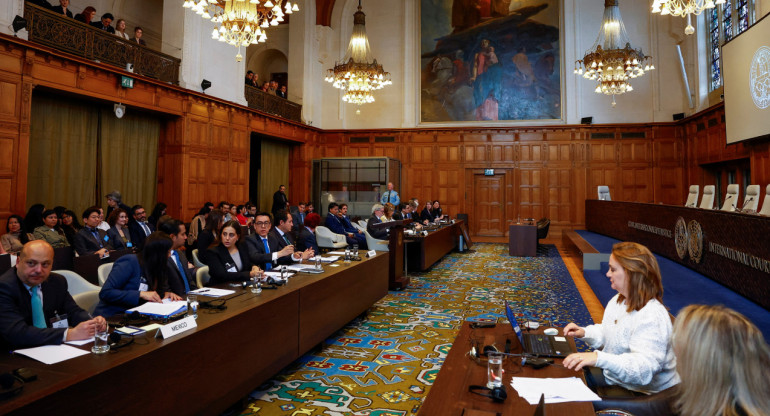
[14, 344, 91, 365]
[188, 288, 235, 297]
[127, 300, 187, 317]
[511, 377, 602, 404]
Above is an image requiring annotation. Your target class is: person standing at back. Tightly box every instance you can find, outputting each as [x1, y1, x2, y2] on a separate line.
[380, 182, 401, 206]
[272, 185, 289, 219]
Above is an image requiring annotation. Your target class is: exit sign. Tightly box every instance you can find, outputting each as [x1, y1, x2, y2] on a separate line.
[484, 169, 494, 176]
[120, 76, 134, 88]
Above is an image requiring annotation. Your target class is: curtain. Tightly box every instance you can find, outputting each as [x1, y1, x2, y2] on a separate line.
[258, 140, 290, 213]
[28, 96, 99, 216]
[99, 109, 160, 211]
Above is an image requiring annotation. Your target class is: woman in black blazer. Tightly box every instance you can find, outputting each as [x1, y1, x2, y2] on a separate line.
[206, 220, 262, 286]
[106, 208, 133, 250]
[196, 209, 225, 265]
[420, 200, 434, 223]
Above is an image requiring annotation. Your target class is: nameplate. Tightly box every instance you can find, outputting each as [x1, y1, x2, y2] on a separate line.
[155, 316, 197, 339]
[366, 250, 377, 258]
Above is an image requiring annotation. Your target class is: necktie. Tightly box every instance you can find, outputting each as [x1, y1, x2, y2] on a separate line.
[300, 213, 304, 224]
[141, 222, 150, 236]
[30, 286, 46, 329]
[388, 192, 392, 203]
[262, 238, 272, 271]
[91, 228, 103, 247]
[282, 234, 291, 246]
[172, 251, 190, 293]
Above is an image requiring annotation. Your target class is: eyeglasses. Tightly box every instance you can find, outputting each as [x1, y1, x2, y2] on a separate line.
[255, 221, 271, 227]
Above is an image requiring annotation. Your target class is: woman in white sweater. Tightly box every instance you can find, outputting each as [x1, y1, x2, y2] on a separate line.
[562, 242, 679, 394]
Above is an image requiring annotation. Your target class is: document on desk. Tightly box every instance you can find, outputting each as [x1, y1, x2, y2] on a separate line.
[511, 377, 602, 404]
[285, 264, 318, 271]
[14, 344, 91, 365]
[188, 287, 235, 297]
[127, 300, 187, 317]
[310, 255, 340, 263]
[327, 251, 347, 255]
[65, 338, 94, 346]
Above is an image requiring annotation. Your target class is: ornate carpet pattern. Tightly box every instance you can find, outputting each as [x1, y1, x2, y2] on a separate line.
[238, 243, 594, 416]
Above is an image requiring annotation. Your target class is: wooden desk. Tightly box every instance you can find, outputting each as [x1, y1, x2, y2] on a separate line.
[419, 322, 594, 416]
[586, 200, 770, 310]
[0, 252, 389, 415]
[406, 221, 462, 271]
[508, 224, 537, 256]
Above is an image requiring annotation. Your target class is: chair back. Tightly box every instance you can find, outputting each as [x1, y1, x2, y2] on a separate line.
[55, 269, 100, 296]
[742, 184, 760, 211]
[536, 219, 550, 240]
[597, 186, 611, 201]
[364, 230, 389, 252]
[352, 222, 365, 232]
[760, 185, 770, 217]
[684, 185, 699, 207]
[97, 263, 114, 286]
[196, 266, 211, 288]
[358, 219, 368, 229]
[73, 290, 100, 314]
[721, 184, 740, 211]
[315, 226, 347, 249]
[191, 249, 205, 268]
[699, 185, 715, 209]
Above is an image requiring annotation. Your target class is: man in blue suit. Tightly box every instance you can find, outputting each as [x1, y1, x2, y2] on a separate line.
[325, 203, 366, 249]
[339, 204, 368, 249]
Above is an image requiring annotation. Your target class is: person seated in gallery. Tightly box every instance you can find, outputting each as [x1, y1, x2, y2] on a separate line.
[206, 220, 262, 285]
[562, 242, 679, 395]
[672, 304, 770, 416]
[60, 209, 82, 247]
[0, 240, 107, 350]
[366, 204, 389, 240]
[1, 215, 25, 255]
[196, 209, 225, 265]
[131, 27, 146, 45]
[244, 212, 297, 271]
[51, 0, 73, 17]
[74, 6, 96, 24]
[73, 206, 112, 257]
[32, 209, 70, 249]
[106, 208, 133, 251]
[94, 232, 181, 317]
[296, 213, 321, 254]
[90, 12, 115, 33]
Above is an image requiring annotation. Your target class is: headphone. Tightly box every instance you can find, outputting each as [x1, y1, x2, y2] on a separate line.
[0, 373, 23, 400]
[121, 311, 150, 327]
[108, 332, 135, 350]
[468, 384, 507, 403]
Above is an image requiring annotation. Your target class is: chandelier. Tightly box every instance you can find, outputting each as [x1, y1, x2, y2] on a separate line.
[182, 0, 299, 61]
[651, 0, 725, 35]
[574, 0, 654, 106]
[324, 0, 391, 112]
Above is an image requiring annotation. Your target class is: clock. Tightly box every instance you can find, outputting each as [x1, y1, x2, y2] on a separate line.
[114, 103, 125, 119]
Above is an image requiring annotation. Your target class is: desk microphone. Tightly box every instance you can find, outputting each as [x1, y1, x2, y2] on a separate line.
[108, 332, 134, 349]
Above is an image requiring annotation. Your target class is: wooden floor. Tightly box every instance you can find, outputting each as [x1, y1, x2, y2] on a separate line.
[473, 234, 605, 324]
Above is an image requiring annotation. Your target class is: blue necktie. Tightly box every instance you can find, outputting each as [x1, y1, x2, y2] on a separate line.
[30, 286, 46, 329]
[262, 238, 272, 271]
[172, 251, 190, 293]
[90, 228, 103, 247]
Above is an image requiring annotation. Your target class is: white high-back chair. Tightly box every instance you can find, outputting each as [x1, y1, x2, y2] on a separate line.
[97, 263, 114, 286]
[742, 185, 760, 212]
[684, 185, 699, 207]
[315, 226, 348, 250]
[364, 230, 389, 252]
[721, 184, 740, 211]
[196, 266, 210, 288]
[358, 219, 368, 229]
[759, 185, 770, 216]
[73, 290, 100, 314]
[191, 249, 205, 268]
[597, 186, 611, 201]
[699, 185, 715, 209]
[55, 269, 100, 296]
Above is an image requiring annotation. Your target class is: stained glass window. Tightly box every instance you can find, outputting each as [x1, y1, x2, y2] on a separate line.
[707, 0, 755, 91]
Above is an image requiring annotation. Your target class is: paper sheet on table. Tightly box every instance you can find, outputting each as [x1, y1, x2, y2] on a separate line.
[65, 338, 94, 346]
[14, 344, 91, 365]
[127, 300, 187, 317]
[188, 288, 235, 297]
[310, 256, 340, 263]
[327, 251, 346, 255]
[285, 264, 317, 271]
[511, 377, 602, 404]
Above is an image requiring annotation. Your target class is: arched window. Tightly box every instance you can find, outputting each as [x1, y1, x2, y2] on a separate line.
[708, 0, 756, 91]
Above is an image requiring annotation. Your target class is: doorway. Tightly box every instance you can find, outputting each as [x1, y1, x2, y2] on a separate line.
[471, 171, 507, 236]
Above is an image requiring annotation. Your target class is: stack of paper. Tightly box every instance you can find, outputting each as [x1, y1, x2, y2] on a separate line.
[127, 300, 187, 317]
[285, 264, 317, 271]
[188, 288, 235, 297]
[510, 377, 602, 404]
[327, 251, 346, 255]
[310, 256, 340, 263]
[14, 344, 91, 364]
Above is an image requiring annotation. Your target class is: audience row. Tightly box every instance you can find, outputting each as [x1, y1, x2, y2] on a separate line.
[27, 0, 146, 45]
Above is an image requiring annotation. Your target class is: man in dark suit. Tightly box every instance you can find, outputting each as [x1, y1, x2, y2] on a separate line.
[291, 201, 307, 232]
[272, 185, 289, 219]
[74, 206, 112, 257]
[325, 203, 360, 247]
[0, 240, 107, 350]
[132, 26, 146, 45]
[91, 12, 115, 33]
[128, 205, 154, 251]
[296, 212, 320, 254]
[339, 204, 367, 249]
[244, 212, 296, 271]
[271, 209, 314, 262]
[367, 204, 389, 240]
[158, 218, 196, 296]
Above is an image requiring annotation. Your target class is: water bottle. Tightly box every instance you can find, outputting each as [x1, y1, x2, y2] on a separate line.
[315, 255, 322, 270]
[344, 248, 351, 263]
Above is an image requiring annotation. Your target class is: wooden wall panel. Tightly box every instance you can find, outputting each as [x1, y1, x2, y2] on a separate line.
[410, 145, 433, 163]
[518, 168, 543, 221]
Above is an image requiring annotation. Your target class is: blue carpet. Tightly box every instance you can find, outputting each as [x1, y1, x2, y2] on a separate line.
[579, 231, 770, 341]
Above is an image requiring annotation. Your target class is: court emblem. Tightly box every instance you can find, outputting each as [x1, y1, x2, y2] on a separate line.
[750, 46, 770, 109]
[687, 220, 704, 263]
[674, 217, 689, 260]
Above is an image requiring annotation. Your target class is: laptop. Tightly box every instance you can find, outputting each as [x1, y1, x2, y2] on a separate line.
[505, 300, 575, 358]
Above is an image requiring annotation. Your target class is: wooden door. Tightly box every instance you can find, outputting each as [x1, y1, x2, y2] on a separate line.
[473, 174, 506, 236]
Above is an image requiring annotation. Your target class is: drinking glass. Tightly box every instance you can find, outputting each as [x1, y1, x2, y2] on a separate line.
[187, 293, 198, 319]
[92, 328, 110, 354]
[487, 351, 504, 388]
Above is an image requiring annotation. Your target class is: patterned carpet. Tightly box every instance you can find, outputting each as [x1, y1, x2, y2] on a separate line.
[237, 243, 593, 416]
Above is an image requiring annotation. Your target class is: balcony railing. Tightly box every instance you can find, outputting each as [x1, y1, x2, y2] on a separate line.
[24, 3, 180, 84]
[245, 85, 302, 123]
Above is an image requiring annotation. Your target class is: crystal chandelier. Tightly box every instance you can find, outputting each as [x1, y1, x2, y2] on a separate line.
[574, 0, 654, 106]
[651, 0, 725, 35]
[324, 0, 391, 112]
[182, 0, 298, 61]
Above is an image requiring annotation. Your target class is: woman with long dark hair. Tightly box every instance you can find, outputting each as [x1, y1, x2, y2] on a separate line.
[60, 209, 82, 246]
[147, 203, 167, 229]
[206, 220, 262, 286]
[187, 205, 211, 246]
[20, 203, 45, 244]
[94, 232, 182, 317]
[196, 209, 225, 265]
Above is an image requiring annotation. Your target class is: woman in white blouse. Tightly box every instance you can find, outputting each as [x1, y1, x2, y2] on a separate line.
[115, 19, 130, 40]
[562, 242, 679, 394]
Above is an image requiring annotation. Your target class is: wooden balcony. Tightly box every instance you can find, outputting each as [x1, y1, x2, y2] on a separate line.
[244, 85, 303, 123]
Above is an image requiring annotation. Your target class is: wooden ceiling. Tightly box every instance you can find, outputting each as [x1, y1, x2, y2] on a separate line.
[316, 0, 336, 26]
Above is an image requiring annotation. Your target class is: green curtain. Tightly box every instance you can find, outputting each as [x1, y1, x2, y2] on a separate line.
[258, 140, 290, 213]
[28, 96, 99, 216]
[99, 109, 160, 211]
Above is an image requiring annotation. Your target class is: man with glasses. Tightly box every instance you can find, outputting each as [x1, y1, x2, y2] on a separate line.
[244, 212, 298, 270]
[74, 206, 112, 257]
[367, 204, 389, 240]
[0, 240, 107, 349]
[128, 205, 154, 251]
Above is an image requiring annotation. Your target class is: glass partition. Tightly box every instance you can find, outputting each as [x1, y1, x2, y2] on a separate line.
[313, 158, 401, 218]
